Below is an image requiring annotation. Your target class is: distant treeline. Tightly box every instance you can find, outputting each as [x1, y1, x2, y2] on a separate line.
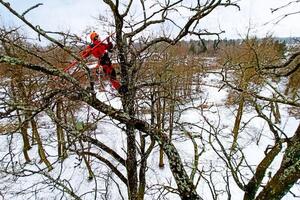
[178, 36, 299, 55]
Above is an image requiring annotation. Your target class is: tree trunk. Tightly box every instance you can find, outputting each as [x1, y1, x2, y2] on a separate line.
[126, 124, 138, 200]
[30, 114, 53, 171]
[231, 94, 245, 151]
[79, 139, 94, 180]
[123, 92, 138, 200]
[19, 115, 31, 163]
[11, 81, 31, 163]
[137, 134, 146, 200]
[168, 82, 176, 140]
[56, 99, 67, 159]
[156, 90, 165, 168]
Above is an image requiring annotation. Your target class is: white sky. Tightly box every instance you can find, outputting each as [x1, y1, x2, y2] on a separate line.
[0, 0, 300, 41]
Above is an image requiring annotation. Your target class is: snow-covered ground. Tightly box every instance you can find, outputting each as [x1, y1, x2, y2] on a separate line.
[177, 73, 299, 200]
[0, 72, 299, 200]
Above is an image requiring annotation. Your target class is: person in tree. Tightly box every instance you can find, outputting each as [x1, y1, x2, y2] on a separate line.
[82, 31, 127, 94]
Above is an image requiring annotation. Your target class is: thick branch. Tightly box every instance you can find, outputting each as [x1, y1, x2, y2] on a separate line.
[0, 55, 83, 89]
[80, 134, 126, 166]
[244, 143, 282, 200]
[79, 151, 128, 185]
[263, 50, 300, 77]
[256, 123, 300, 200]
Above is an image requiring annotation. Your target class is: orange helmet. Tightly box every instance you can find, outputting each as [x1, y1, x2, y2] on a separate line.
[90, 31, 99, 41]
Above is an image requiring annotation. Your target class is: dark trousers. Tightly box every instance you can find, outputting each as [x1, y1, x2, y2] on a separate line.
[99, 53, 120, 90]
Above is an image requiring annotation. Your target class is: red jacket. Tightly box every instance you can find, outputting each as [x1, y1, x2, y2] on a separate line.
[82, 40, 113, 59]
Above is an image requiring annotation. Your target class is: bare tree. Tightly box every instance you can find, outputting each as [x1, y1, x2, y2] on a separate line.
[6, 1, 296, 200]
[0, 1, 241, 199]
[0, 1, 299, 199]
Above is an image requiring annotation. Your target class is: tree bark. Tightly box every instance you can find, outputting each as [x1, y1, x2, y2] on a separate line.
[11, 81, 31, 162]
[231, 95, 245, 151]
[256, 124, 300, 200]
[56, 99, 67, 159]
[30, 114, 53, 171]
[243, 143, 282, 200]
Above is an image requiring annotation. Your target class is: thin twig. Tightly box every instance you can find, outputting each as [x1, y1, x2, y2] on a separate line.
[22, 3, 43, 17]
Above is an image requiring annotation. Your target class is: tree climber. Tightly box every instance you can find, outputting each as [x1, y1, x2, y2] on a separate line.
[82, 31, 128, 94]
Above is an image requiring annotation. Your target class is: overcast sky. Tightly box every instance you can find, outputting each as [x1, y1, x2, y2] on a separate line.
[0, 0, 300, 41]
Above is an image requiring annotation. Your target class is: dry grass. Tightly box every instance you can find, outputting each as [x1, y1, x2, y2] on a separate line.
[0, 123, 18, 135]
